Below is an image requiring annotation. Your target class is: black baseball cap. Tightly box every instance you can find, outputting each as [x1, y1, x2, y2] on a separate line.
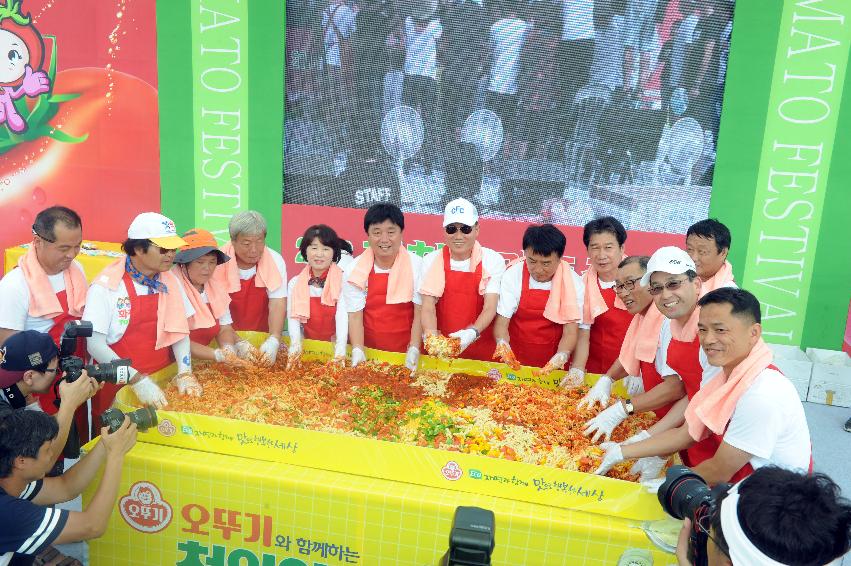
[0, 331, 60, 388]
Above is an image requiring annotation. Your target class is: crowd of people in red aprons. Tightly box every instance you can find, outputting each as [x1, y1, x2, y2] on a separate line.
[0, 202, 816, 496]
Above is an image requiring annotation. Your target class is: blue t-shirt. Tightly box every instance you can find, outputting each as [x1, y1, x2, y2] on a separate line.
[0, 480, 69, 566]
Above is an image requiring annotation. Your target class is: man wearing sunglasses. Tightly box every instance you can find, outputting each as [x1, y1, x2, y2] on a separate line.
[419, 199, 506, 361]
[82, 213, 195, 439]
[0, 207, 88, 414]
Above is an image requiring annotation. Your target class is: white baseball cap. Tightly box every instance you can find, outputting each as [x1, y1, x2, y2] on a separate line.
[443, 198, 479, 227]
[127, 212, 187, 250]
[639, 246, 696, 287]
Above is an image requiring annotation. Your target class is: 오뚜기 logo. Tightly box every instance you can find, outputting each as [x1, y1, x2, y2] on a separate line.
[119, 481, 173, 533]
[441, 461, 463, 481]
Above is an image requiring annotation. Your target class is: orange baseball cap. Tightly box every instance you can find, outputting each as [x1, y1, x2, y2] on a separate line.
[173, 228, 230, 265]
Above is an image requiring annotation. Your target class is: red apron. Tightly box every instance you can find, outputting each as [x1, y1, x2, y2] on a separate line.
[668, 334, 752, 481]
[229, 275, 269, 332]
[639, 360, 673, 421]
[363, 269, 414, 353]
[508, 264, 564, 368]
[303, 296, 337, 341]
[90, 273, 174, 432]
[586, 282, 634, 373]
[435, 247, 496, 362]
[190, 317, 221, 348]
[35, 290, 86, 414]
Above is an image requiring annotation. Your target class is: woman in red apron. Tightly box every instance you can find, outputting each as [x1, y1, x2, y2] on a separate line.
[287, 225, 351, 364]
[173, 229, 241, 363]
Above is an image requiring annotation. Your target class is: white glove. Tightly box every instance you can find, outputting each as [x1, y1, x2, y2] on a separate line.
[641, 477, 666, 494]
[583, 401, 628, 443]
[173, 373, 203, 397]
[593, 442, 624, 476]
[213, 344, 238, 363]
[624, 375, 645, 396]
[286, 343, 302, 369]
[559, 367, 585, 388]
[578, 375, 613, 410]
[333, 341, 347, 360]
[259, 336, 280, 364]
[448, 328, 478, 353]
[234, 339, 256, 359]
[405, 345, 420, 372]
[623, 429, 651, 445]
[631, 456, 667, 483]
[131, 376, 168, 408]
[544, 351, 569, 372]
[351, 347, 367, 367]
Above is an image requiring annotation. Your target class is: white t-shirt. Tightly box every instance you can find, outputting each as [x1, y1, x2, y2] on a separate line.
[321, 2, 356, 67]
[488, 18, 529, 95]
[561, 0, 595, 41]
[0, 261, 85, 333]
[706, 367, 812, 472]
[82, 279, 195, 345]
[496, 262, 585, 328]
[404, 17, 443, 78]
[419, 246, 506, 296]
[657, 315, 723, 384]
[238, 248, 289, 299]
[342, 251, 424, 312]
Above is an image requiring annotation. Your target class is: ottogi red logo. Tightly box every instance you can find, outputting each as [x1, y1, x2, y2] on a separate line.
[441, 461, 463, 481]
[119, 481, 173, 533]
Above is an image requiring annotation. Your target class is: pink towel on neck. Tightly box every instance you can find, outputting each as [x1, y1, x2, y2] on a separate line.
[215, 242, 283, 294]
[290, 263, 343, 323]
[581, 266, 626, 325]
[699, 261, 735, 297]
[670, 306, 701, 342]
[94, 258, 189, 349]
[19, 246, 87, 318]
[419, 242, 490, 297]
[346, 247, 414, 304]
[618, 304, 665, 375]
[544, 260, 581, 325]
[685, 338, 773, 439]
[175, 267, 231, 330]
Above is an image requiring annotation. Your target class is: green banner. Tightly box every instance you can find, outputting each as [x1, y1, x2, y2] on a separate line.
[742, 0, 851, 345]
[190, 1, 252, 243]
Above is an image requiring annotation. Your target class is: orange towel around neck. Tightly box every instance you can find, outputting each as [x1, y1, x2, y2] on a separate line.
[19, 246, 87, 318]
[581, 266, 626, 324]
[685, 338, 773, 439]
[699, 261, 735, 297]
[94, 258, 189, 349]
[346, 247, 414, 304]
[670, 305, 700, 342]
[216, 242, 283, 294]
[290, 263, 343, 323]
[618, 304, 665, 376]
[543, 260, 581, 325]
[419, 242, 490, 298]
[175, 267, 231, 330]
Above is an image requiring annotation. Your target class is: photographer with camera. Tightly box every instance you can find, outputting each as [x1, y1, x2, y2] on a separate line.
[661, 465, 851, 566]
[0, 332, 101, 467]
[0, 206, 88, 414]
[594, 288, 812, 488]
[0, 408, 137, 566]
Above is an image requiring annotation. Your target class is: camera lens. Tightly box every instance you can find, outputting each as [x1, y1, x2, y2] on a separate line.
[100, 406, 158, 434]
[657, 465, 713, 520]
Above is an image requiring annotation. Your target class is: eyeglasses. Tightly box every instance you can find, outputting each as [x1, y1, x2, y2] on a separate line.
[648, 277, 688, 295]
[445, 224, 473, 235]
[614, 277, 642, 293]
[31, 225, 55, 243]
[148, 241, 176, 255]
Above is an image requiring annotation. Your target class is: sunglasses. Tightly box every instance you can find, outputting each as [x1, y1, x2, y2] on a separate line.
[445, 224, 474, 235]
[614, 277, 642, 293]
[148, 241, 177, 255]
[648, 277, 688, 296]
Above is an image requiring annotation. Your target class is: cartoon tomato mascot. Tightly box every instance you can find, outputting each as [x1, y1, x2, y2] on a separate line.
[0, 0, 50, 133]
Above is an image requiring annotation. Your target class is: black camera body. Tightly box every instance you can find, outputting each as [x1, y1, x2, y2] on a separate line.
[58, 321, 131, 384]
[442, 506, 495, 566]
[657, 465, 731, 566]
[100, 407, 158, 434]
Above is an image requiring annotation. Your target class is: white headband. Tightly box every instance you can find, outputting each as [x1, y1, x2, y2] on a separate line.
[720, 483, 786, 566]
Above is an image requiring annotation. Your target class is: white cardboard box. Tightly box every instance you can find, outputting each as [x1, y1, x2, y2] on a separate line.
[805, 348, 851, 407]
[767, 343, 812, 401]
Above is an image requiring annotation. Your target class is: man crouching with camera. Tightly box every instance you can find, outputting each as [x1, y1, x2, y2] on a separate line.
[0, 407, 137, 565]
[0, 331, 101, 471]
[660, 465, 851, 566]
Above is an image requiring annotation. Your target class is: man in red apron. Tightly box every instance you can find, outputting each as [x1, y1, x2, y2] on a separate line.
[0, 206, 88, 414]
[82, 213, 194, 441]
[343, 203, 423, 371]
[493, 224, 582, 372]
[595, 288, 812, 487]
[215, 211, 288, 364]
[420, 199, 505, 362]
[570, 217, 633, 382]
